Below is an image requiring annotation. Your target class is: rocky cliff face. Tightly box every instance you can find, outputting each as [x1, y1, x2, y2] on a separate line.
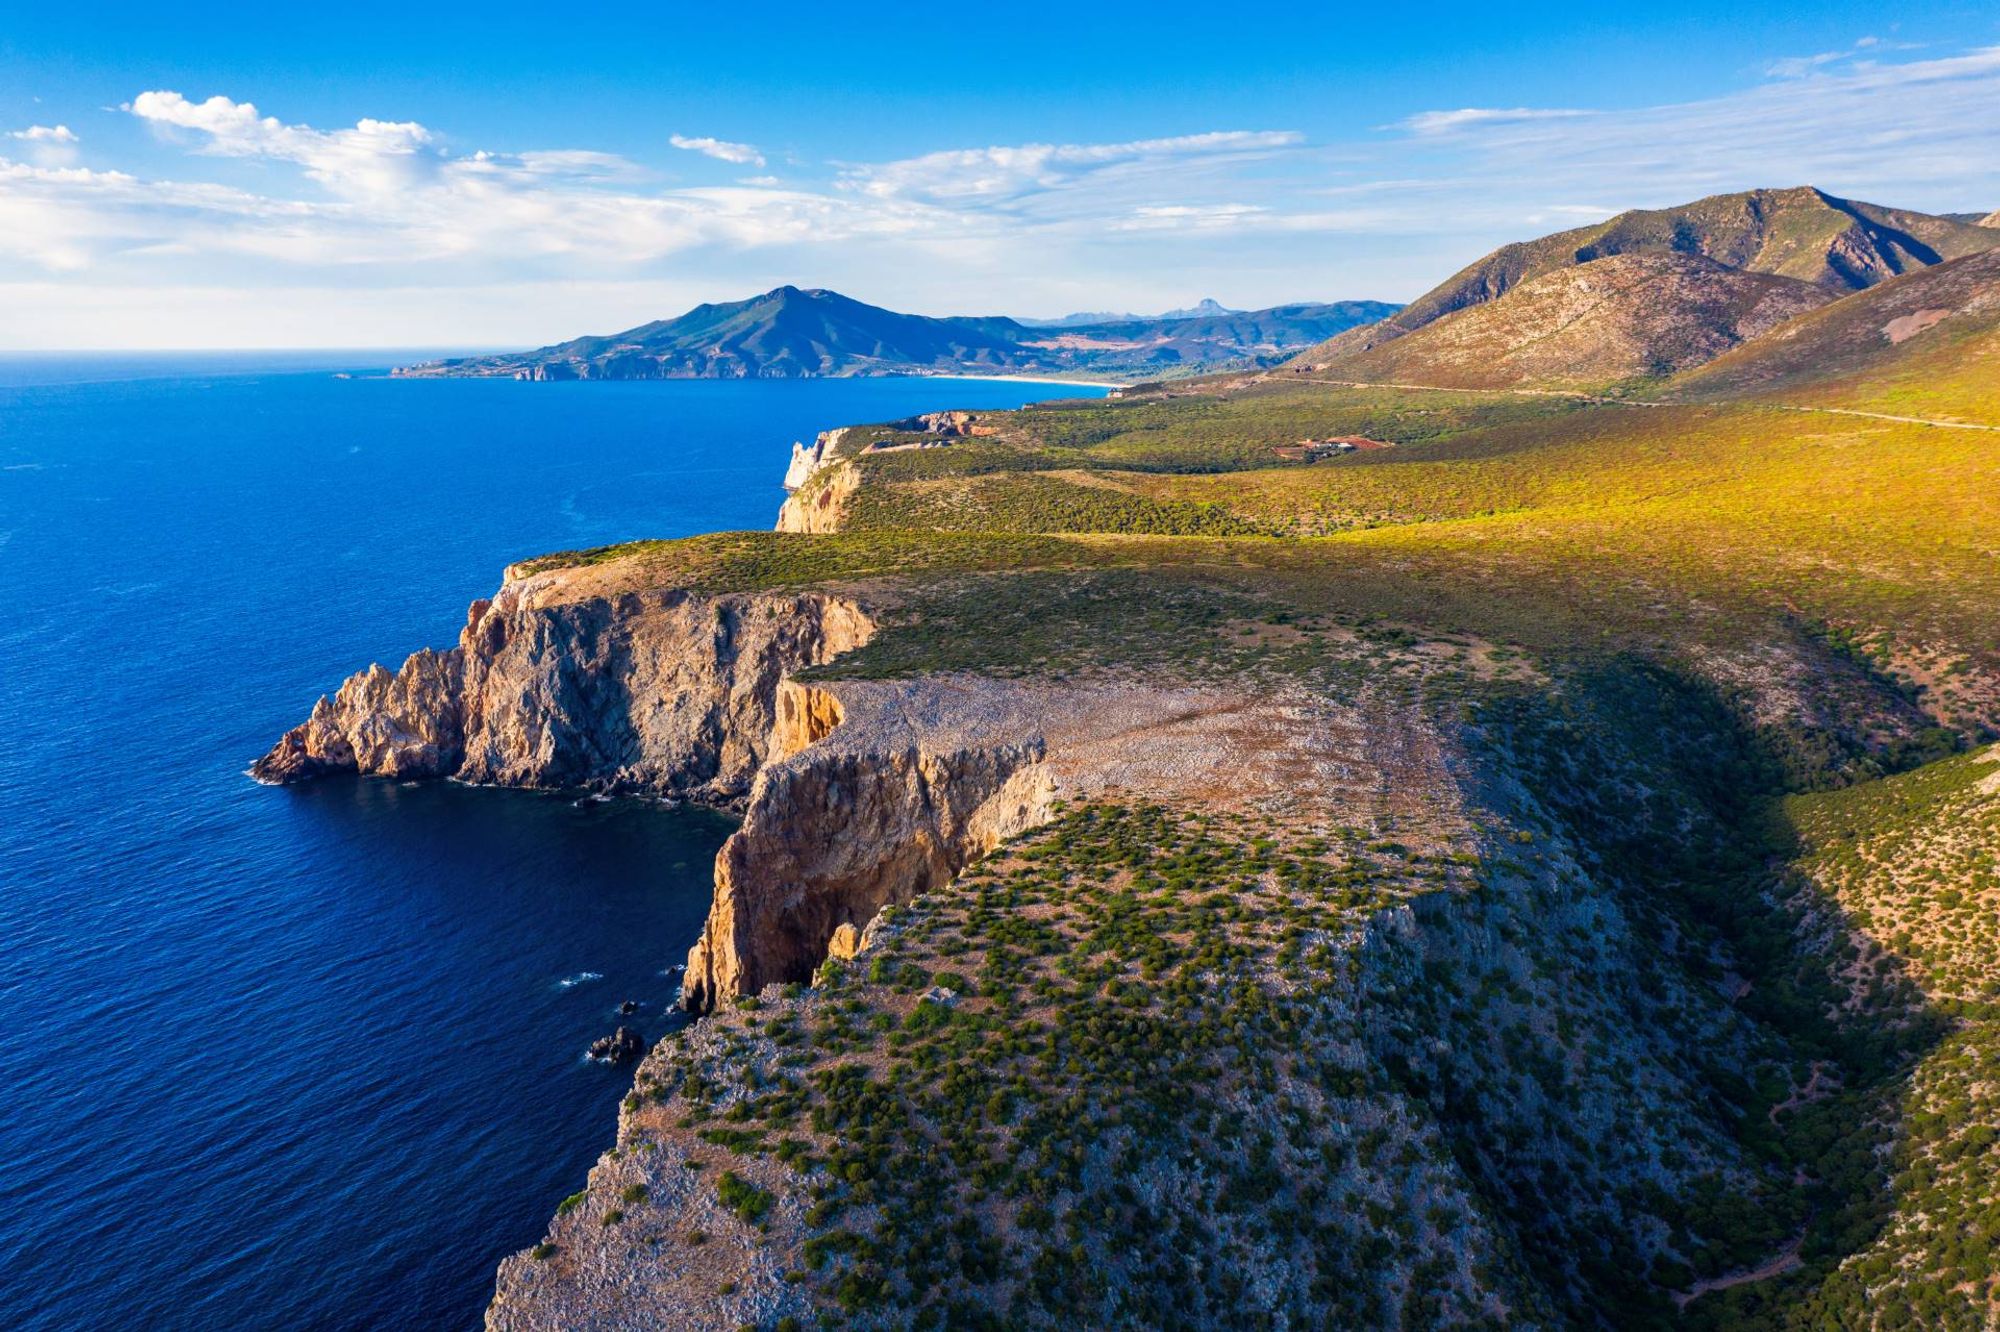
[681, 681, 1056, 1009]
[773, 460, 858, 533]
[781, 428, 844, 491]
[253, 571, 875, 802]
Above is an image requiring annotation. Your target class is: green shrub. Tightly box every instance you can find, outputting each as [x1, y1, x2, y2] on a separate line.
[717, 1170, 776, 1224]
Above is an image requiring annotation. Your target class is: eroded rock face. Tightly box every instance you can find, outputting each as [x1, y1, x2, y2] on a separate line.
[890, 409, 993, 437]
[679, 676, 1451, 1011]
[252, 574, 875, 802]
[251, 644, 467, 783]
[773, 460, 858, 533]
[682, 682, 1055, 1009]
[781, 428, 844, 492]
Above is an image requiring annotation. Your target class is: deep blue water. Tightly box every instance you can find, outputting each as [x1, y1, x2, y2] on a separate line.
[0, 356, 1103, 1331]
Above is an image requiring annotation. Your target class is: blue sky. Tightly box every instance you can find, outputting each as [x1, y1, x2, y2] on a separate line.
[3, 2, 1998, 347]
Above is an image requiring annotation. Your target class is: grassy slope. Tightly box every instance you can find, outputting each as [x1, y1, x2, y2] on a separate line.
[752, 382, 1999, 685]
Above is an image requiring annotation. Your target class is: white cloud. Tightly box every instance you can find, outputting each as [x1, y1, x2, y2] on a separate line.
[61, 91, 935, 273]
[128, 92, 440, 199]
[1766, 34, 1925, 79]
[8, 123, 80, 167]
[1391, 45, 2000, 211]
[670, 134, 765, 167]
[1394, 108, 1592, 136]
[846, 130, 1304, 207]
[1764, 50, 1848, 79]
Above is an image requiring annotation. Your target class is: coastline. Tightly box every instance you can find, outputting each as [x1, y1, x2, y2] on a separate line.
[905, 372, 1125, 390]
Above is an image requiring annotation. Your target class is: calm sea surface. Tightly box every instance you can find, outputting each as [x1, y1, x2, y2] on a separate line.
[0, 355, 1104, 1331]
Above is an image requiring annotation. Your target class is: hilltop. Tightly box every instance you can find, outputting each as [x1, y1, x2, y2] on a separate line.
[1291, 187, 2000, 385]
[264, 188, 2000, 1330]
[396, 287, 1399, 383]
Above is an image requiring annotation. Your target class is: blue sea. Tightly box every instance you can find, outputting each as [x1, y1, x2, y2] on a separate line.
[0, 355, 1104, 1331]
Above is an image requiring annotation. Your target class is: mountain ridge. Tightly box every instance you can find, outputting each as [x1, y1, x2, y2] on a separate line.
[398, 287, 1397, 383]
[1285, 186, 2000, 391]
[1288, 252, 1835, 391]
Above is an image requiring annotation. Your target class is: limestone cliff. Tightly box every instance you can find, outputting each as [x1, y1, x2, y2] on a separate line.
[681, 681, 1056, 1009]
[781, 428, 844, 491]
[773, 460, 858, 533]
[679, 674, 1448, 1010]
[484, 671, 1800, 1330]
[253, 570, 875, 802]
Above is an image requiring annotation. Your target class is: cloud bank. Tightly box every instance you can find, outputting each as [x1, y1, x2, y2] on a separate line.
[0, 43, 1996, 344]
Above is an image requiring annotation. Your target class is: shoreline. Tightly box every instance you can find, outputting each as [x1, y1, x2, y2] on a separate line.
[906, 372, 1125, 390]
[380, 367, 1127, 390]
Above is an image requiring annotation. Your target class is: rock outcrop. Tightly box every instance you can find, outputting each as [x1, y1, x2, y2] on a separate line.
[888, 409, 993, 437]
[586, 1027, 644, 1065]
[682, 681, 1057, 1009]
[253, 570, 875, 802]
[252, 643, 467, 782]
[773, 460, 858, 533]
[679, 675, 1451, 1010]
[781, 428, 845, 492]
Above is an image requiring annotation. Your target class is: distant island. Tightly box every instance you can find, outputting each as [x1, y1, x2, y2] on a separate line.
[392, 286, 1400, 382]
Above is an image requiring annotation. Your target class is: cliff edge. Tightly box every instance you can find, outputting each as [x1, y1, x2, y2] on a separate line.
[254, 568, 874, 802]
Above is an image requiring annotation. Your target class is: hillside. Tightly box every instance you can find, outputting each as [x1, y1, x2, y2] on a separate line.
[1292, 187, 2000, 375]
[1667, 247, 2000, 419]
[1288, 252, 1833, 391]
[263, 191, 2000, 1329]
[397, 288, 1398, 382]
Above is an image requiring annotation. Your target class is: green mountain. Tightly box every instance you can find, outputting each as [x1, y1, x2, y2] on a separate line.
[1293, 186, 2000, 374]
[1025, 301, 1399, 365]
[396, 287, 1398, 382]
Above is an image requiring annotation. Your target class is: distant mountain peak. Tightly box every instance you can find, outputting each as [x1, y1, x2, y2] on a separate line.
[1160, 298, 1238, 319]
[1022, 297, 1247, 328]
[1981, 209, 2000, 229]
